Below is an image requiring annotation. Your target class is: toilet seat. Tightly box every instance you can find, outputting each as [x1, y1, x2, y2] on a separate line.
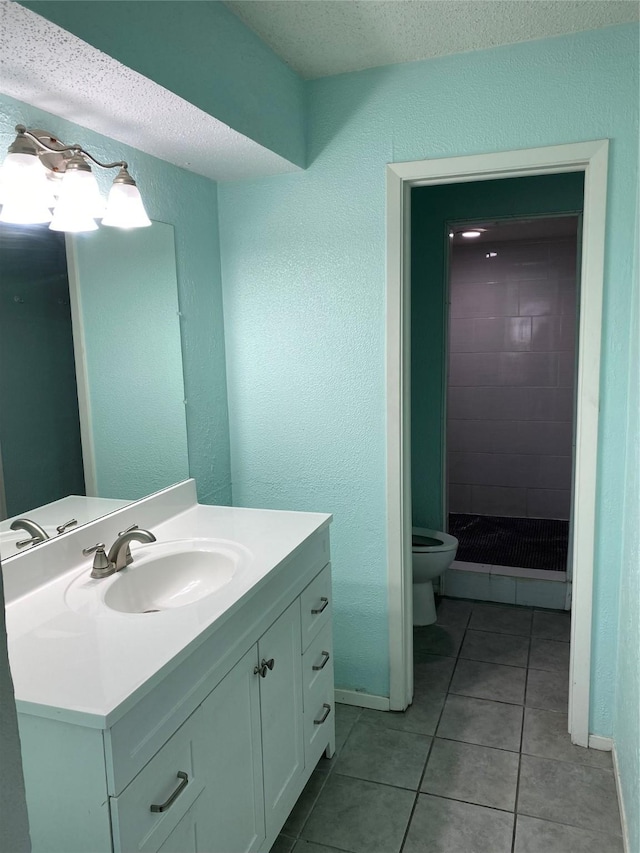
[412, 527, 458, 553]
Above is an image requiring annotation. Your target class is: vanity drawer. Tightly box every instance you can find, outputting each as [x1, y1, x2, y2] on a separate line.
[111, 708, 205, 853]
[303, 672, 334, 768]
[302, 622, 333, 698]
[300, 564, 332, 652]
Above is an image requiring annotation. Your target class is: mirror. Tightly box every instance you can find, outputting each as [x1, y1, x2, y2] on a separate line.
[0, 220, 189, 559]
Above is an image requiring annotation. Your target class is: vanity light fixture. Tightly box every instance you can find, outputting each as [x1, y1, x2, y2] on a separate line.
[0, 125, 151, 232]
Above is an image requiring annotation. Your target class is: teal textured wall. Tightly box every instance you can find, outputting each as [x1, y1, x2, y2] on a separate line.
[219, 25, 639, 727]
[411, 173, 584, 532]
[0, 92, 232, 506]
[614, 180, 640, 852]
[21, 0, 306, 168]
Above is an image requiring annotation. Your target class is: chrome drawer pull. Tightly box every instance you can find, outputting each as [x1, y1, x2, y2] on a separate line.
[311, 597, 329, 615]
[150, 771, 189, 813]
[314, 703, 332, 725]
[312, 651, 331, 671]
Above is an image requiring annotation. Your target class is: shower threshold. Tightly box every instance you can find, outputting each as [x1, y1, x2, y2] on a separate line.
[449, 560, 566, 582]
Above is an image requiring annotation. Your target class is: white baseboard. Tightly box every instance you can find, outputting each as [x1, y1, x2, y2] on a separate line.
[588, 734, 613, 751]
[612, 744, 630, 853]
[335, 689, 390, 711]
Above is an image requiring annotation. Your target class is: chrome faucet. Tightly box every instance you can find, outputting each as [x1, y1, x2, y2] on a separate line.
[107, 526, 156, 571]
[10, 518, 50, 548]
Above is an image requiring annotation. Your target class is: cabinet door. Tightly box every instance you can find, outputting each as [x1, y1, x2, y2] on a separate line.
[157, 794, 205, 853]
[199, 646, 265, 853]
[258, 600, 304, 837]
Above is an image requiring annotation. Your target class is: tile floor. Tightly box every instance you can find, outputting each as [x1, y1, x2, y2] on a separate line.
[271, 598, 624, 853]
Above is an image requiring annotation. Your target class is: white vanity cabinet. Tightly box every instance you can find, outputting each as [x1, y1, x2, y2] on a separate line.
[258, 600, 305, 838]
[197, 646, 265, 853]
[17, 526, 334, 853]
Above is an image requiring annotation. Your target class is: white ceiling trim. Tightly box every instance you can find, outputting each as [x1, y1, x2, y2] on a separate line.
[226, 0, 639, 80]
[0, 2, 300, 182]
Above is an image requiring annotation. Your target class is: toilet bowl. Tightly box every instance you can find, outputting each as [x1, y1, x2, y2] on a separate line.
[412, 527, 459, 626]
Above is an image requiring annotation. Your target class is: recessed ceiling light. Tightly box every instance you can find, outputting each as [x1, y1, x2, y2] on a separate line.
[461, 230, 482, 238]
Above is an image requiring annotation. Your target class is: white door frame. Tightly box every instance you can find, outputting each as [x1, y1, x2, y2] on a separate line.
[386, 140, 609, 747]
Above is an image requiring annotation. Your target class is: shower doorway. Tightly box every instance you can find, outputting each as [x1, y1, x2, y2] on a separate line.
[445, 215, 580, 605]
[385, 141, 608, 749]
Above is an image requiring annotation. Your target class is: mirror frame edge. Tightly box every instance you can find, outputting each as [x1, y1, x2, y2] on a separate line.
[65, 235, 98, 496]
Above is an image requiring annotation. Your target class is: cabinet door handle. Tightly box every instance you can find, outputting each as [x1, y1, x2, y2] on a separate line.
[254, 658, 275, 678]
[150, 771, 189, 813]
[314, 703, 332, 725]
[312, 651, 331, 671]
[311, 597, 329, 615]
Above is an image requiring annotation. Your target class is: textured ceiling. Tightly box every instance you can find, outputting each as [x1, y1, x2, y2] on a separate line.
[0, 2, 299, 182]
[225, 0, 639, 79]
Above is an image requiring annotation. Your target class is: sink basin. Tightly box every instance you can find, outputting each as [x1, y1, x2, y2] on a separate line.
[65, 539, 251, 615]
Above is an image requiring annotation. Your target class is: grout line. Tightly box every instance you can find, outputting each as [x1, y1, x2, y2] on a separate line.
[397, 736, 434, 852]
[514, 808, 625, 840]
[413, 791, 517, 816]
[448, 689, 526, 708]
[434, 733, 520, 755]
[511, 631, 532, 851]
[466, 625, 534, 636]
[459, 654, 529, 670]
[527, 664, 571, 674]
[292, 767, 332, 841]
[399, 597, 471, 852]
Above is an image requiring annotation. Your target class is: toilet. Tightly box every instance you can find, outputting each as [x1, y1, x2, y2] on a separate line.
[412, 527, 459, 626]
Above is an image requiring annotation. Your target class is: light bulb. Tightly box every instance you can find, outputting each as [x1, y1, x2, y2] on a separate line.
[461, 230, 482, 239]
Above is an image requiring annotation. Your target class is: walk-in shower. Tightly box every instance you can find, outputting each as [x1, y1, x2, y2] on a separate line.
[446, 216, 579, 585]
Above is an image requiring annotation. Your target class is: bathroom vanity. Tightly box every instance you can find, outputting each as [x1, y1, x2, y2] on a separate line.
[3, 481, 334, 853]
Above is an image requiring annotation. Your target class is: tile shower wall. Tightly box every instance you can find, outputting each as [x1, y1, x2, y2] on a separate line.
[448, 236, 577, 520]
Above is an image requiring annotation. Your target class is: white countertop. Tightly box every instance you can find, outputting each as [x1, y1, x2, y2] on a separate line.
[3, 481, 331, 728]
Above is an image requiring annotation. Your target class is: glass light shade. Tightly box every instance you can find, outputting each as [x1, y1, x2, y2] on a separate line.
[54, 167, 105, 218]
[0, 151, 56, 218]
[102, 181, 151, 228]
[49, 203, 98, 233]
[0, 202, 53, 225]
[0, 151, 47, 184]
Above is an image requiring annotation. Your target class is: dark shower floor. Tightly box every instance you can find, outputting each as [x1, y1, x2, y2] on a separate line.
[448, 513, 569, 572]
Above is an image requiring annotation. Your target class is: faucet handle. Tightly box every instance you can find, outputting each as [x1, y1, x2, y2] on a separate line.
[57, 518, 78, 535]
[16, 536, 39, 549]
[83, 543, 115, 579]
